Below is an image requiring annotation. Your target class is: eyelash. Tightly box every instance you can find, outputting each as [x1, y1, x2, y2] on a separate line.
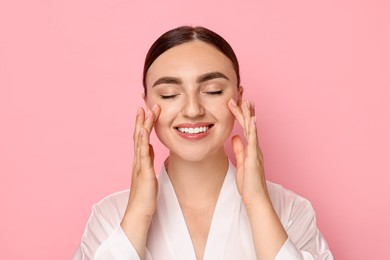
[206, 90, 224, 95]
[160, 90, 223, 100]
[161, 95, 178, 100]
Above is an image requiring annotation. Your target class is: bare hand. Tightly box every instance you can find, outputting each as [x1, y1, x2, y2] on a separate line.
[228, 98, 288, 260]
[127, 104, 161, 218]
[228, 99, 269, 208]
[121, 104, 160, 258]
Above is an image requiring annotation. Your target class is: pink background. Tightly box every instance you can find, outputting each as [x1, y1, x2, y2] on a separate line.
[1, 0, 389, 259]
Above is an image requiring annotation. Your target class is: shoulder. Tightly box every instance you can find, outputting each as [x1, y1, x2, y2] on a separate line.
[94, 189, 130, 208]
[81, 189, 130, 235]
[91, 189, 130, 221]
[80, 190, 129, 238]
[266, 181, 312, 208]
[78, 190, 131, 257]
[266, 182, 332, 254]
[266, 181, 316, 228]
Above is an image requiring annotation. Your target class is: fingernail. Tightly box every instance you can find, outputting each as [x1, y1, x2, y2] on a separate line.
[246, 100, 251, 109]
[137, 107, 142, 115]
[152, 104, 158, 111]
[229, 99, 237, 107]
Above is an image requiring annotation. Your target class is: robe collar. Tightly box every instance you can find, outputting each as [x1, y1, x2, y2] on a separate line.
[155, 160, 240, 260]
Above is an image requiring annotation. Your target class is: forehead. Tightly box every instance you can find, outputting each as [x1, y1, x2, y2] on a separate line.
[146, 41, 237, 86]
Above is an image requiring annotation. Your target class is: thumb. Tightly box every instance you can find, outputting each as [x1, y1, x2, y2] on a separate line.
[231, 135, 245, 168]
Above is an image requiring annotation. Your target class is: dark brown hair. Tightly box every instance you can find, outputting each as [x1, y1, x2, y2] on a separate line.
[142, 26, 240, 95]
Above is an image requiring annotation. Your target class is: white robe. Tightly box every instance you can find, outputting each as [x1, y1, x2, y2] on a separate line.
[73, 161, 333, 259]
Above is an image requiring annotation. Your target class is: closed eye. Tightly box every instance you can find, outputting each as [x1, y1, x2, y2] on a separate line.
[161, 94, 178, 100]
[205, 90, 224, 95]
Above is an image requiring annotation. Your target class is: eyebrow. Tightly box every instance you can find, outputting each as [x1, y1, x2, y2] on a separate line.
[152, 71, 230, 87]
[152, 77, 182, 87]
[196, 72, 230, 83]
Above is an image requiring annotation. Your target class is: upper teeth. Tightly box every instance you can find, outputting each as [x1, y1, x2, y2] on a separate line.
[177, 126, 209, 134]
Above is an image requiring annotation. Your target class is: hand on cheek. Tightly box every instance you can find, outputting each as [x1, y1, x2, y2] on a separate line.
[227, 99, 269, 207]
[121, 104, 160, 259]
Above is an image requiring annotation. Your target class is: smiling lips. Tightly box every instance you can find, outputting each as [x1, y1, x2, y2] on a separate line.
[174, 123, 214, 140]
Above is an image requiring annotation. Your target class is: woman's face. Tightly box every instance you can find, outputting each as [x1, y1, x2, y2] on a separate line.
[145, 40, 242, 162]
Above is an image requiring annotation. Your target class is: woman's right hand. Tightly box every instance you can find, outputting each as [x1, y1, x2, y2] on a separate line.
[121, 104, 160, 258]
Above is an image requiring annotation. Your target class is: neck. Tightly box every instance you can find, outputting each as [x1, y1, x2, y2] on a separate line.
[166, 148, 229, 209]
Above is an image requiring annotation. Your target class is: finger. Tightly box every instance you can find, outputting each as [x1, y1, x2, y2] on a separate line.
[136, 125, 144, 168]
[250, 101, 256, 117]
[228, 99, 245, 129]
[248, 116, 258, 157]
[133, 109, 145, 166]
[248, 116, 265, 165]
[133, 107, 145, 151]
[248, 102, 262, 155]
[149, 144, 155, 163]
[143, 104, 160, 134]
[131, 125, 143, 186]
[251, 104, 264, 158]
[231, 135, 245, 169]
[139, 128, 153, 174]
[242, 100, 252, 138]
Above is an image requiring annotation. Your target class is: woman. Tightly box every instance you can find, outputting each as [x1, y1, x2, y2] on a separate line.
[74, 26, 332, 259]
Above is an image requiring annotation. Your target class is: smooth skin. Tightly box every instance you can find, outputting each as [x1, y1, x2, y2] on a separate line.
[121, 41, 287, 260]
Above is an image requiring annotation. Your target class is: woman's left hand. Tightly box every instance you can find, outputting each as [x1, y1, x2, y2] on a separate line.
[228, 99, 270, 208]
[229, 98, 288, 259]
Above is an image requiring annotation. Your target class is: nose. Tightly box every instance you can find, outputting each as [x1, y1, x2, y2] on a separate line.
[182, 94, 205, 118]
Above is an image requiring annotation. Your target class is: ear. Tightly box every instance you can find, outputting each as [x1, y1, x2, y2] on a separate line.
[237, 86, 244, 106]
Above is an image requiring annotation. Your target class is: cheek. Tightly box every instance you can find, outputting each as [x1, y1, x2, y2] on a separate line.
[154, 103, 177, 131]
[210, 99, 234, 118]
[145, 95, 171, 123]
[145, 95, 159, 109]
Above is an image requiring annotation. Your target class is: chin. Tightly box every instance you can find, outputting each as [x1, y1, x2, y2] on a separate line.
[176, 153, 209, 163]
[169, 144, 225, 163]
